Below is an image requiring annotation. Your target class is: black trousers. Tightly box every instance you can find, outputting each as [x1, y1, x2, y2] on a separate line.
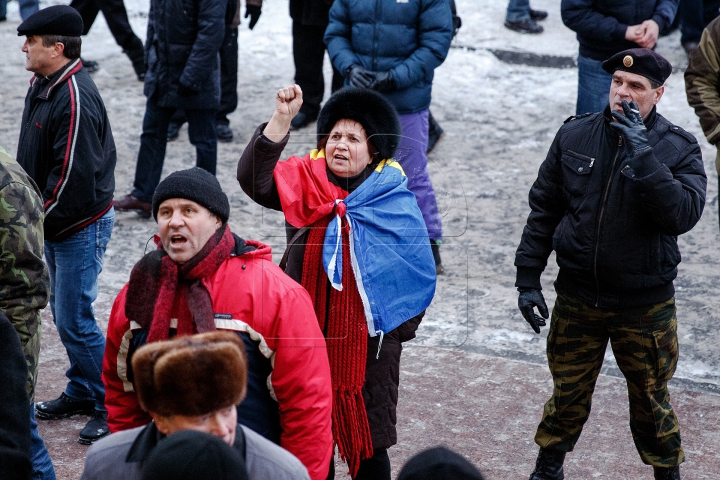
[69, 0, 143, 56]
[326, 448, 391, 480]
[172, 25, 237, 126]
[292, 20, 343, 117]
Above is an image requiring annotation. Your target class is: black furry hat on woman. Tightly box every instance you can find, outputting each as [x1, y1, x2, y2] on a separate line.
[316, 87, 402, 160]
[152, 167, 230, 223]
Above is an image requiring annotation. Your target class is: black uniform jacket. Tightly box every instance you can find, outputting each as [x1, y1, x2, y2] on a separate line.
[515, 107, 706, 309]
[17, 60, 116, 241]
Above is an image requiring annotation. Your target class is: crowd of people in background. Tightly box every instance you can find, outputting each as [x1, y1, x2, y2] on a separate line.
[1, 0, 719, 479]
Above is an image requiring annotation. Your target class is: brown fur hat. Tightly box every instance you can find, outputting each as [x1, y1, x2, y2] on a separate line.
[131, 331, 247, 416]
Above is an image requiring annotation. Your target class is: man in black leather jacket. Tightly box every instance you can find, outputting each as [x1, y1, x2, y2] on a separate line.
[514, 49, 706, 480]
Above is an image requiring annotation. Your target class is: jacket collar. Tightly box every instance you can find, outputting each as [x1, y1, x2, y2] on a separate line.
[125, 422, 246, 463]
[30, 59, 83, 101]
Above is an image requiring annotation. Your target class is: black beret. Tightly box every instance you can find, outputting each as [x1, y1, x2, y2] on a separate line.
[17, 5, 84, 37]
[601, 48, 672, 86]
[317, 87, 401, 160]
[152, 168, 230, 223]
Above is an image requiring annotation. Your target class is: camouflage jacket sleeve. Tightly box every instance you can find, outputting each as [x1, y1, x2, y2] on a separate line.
[0, 146, 50, 402]
[685, 17, 720, 146]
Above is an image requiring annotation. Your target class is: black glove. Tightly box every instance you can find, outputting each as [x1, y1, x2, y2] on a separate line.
[609, 100, 651, 159]
[177, 83, 198, 96]
[245, 5, 261, 30]
[346, 65, 375, 89]
[518, 288, 549, 334]
[369, 71, 395, 93]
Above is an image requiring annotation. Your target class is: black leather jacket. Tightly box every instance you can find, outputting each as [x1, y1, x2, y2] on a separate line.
[515, 107, 706, 308]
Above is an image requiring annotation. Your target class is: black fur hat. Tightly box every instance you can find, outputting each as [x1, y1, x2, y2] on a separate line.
[317, 87, 401, 160]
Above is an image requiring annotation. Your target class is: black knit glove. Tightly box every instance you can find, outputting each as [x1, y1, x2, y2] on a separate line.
[370, 71, 395, 93]
[518, 288, 549, 334]
[610, 100, 651, 160]
[346, 65, 375, 89]
[245, 5, 261, 29]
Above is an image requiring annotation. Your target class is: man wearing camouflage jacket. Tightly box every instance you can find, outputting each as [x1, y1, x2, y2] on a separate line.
[0, 145, 54, 479]
[685, 15, 720, 231]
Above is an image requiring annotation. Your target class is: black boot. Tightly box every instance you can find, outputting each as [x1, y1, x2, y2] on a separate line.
[430, 239, 444, 275]
[124, 40, 147, 81]
[654, 466, 680, 480]
[528, 448, 565, 480]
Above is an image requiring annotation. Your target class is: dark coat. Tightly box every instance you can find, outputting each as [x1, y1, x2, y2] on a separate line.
[237, 124, 422, 449]
[17, 60, 116, 241]
[324, 0, 453, 114]
[515, 107, 706, 309]
[289, 0, 332, 27]
[143, 0, 227, 109]
[561, 0, 679, 61]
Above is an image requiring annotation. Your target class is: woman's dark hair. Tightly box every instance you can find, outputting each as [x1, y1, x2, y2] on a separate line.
[42, 35, 82, 60]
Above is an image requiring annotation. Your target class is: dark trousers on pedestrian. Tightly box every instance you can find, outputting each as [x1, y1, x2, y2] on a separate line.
[292, 21, 343, 118]
[69, 0, 143, 56]
[326, 448, 391, 480]
[535, 292, 684, 468]
[172, 25, 237, 127]
[679, 0, 704, 44]
[132, 94, 217, 203]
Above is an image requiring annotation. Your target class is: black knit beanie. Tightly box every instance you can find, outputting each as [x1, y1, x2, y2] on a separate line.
[397, 447, 485, 480]
[152, 168, 230, 223]
[141, 430, 249, 480]
[316, 87, 402, 160]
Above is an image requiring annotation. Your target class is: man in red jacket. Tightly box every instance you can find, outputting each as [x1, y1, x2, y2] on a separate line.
[102, 168, 333, 480]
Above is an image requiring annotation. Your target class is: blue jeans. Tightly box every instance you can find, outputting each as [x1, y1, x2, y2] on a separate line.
[44, 209, 114, 411]
[576, 54, 612, 115]
[506, 0, 530, 22]
[0, 0, 39, 20]
[29, 406, 56, 480]
[132, 94, 217, 203]
[395, 109, 443, 241]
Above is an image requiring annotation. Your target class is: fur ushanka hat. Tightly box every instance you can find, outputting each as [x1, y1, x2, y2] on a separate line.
[316, 87, 402, 160]
[132, 331, 247, 416]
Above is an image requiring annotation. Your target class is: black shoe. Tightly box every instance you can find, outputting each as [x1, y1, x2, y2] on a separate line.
[216, 123, 233, 142]
[36, 393, 95, 420]
[0, 15, 7, 22]
[81, 58, 100, 73]
[114, 194, 152, 218]
[529, 8, 548, 20]
[167, 122, 181, 141]
[290, 110, 318, 131]
[78, 411, 110, 445]
[654, 466, 681, 480]
[427, 116, 445, 155]
[430, 239, 444, 275]
[528, 448, 565, 480]
[505, 19, 544, 34]
[682, 41, 699, 55]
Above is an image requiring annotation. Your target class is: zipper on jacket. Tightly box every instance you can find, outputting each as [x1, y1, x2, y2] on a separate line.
[592, 139, 621, 307]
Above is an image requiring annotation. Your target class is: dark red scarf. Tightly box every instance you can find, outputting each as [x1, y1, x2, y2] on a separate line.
[302, 216, 373, 477]
[125, 225, 234, 342]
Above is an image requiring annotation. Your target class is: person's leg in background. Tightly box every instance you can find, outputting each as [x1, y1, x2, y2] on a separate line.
[216, 25, 239, 142]
[505, 0, 543, 34]
[291, 21, 326, 130]
[29, 407, 56, 480]
[395, 109, 445, 273]
[186, 108, 218, 175]
[575, 54, 612, 116]
[679, 0, 704, 54]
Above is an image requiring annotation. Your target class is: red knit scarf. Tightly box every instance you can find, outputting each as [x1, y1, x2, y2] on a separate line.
[125, 225, 234, 342]
[302, 216, 373, 477]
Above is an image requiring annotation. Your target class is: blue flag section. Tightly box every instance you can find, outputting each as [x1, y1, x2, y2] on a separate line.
[323, 160, 437, 336]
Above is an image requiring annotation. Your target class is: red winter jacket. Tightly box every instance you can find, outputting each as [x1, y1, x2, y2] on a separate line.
[102, 240, 333, 480]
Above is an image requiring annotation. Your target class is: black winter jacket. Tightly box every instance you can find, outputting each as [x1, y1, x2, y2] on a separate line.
[143, 0, 227, 109]
[17, 60, 116, 241]
[561, 0, 679, 61]
[515, 107, 706, 309]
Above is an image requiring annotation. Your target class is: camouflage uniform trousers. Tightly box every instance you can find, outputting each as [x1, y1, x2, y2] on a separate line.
[535, 292, 684, 468]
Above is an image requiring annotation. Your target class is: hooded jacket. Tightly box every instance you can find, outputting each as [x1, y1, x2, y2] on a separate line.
[16, 60, 116, 241]
[102, 239, 333, 480]
[515, 107, 706, 308]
